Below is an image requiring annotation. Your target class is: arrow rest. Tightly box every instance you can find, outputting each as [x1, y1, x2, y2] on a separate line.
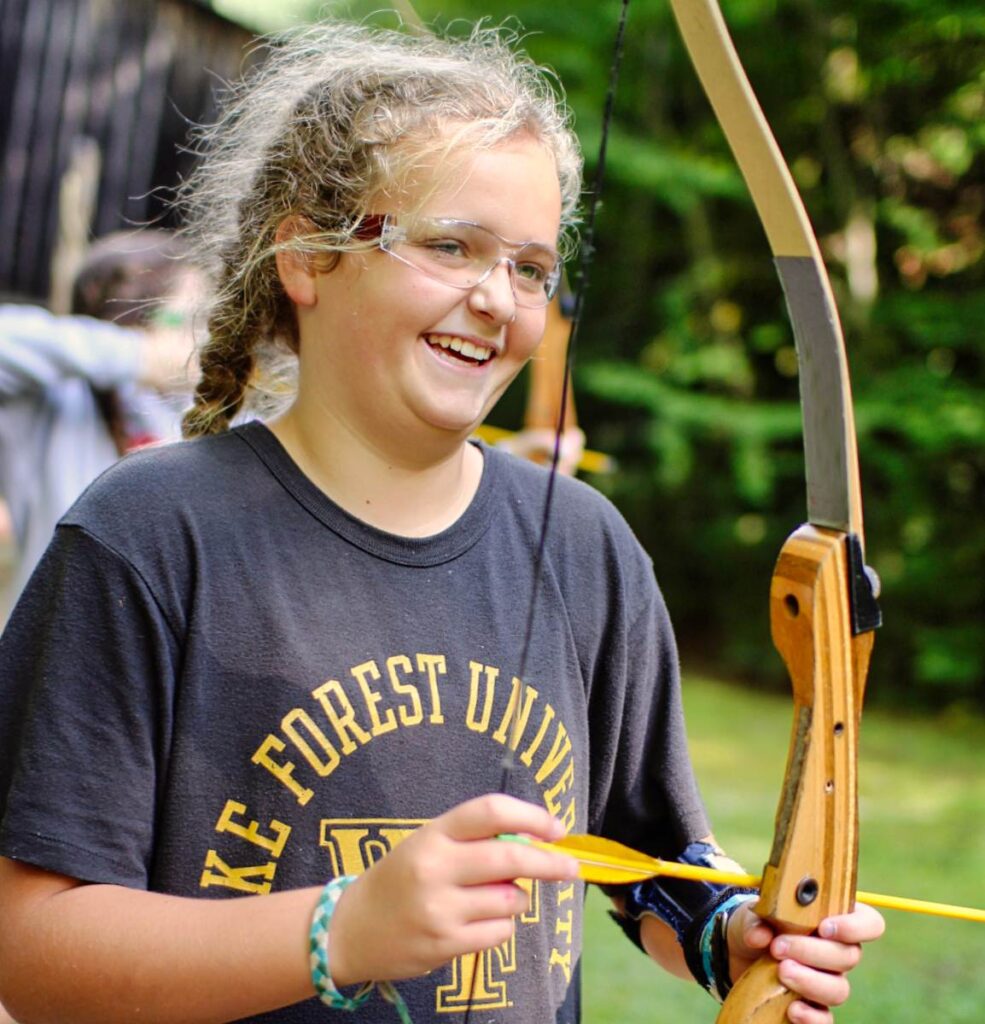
[846, 534, 882, 635]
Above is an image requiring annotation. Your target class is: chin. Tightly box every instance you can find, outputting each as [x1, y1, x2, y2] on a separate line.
[416, 401, 491, 438]
[428, 417, 482, 440]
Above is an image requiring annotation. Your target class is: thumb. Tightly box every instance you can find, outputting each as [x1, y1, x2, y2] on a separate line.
[728, 901, 775, 959]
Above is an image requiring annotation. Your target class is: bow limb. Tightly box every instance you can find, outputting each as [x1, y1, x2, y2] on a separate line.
[526, 296, 578, 438]
[473, 297, 615, 475]
[665, 2, 881, 1021]
[519, 297, 605, 474]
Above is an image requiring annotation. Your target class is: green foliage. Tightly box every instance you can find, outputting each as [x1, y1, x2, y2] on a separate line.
[427, 0, 985, 710]
[213, 0, 984, 708]
[583, 675, 985, 1023]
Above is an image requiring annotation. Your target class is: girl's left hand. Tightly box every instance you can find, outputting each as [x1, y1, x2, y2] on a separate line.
[727, 901, 885, 1024]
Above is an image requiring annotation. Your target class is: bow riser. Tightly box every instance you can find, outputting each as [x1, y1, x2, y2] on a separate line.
[717, 528, 871, 1024]
[761, 526, 868, 928]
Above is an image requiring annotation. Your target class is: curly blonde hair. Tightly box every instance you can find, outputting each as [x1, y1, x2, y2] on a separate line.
[177, 20, 583, 437]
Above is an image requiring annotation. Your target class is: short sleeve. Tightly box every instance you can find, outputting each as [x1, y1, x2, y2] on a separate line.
[585, 548, 710, 858]
[0, 523, 179, 887]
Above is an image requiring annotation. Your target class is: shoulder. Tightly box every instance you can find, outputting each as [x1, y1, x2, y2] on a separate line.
[62, 426, 267, 552]
[485, 443, 642, 537]
[483, 448, 676, 693]
[483, 443, 654, 584]
[51, 425, 282, 626]
[75, 426, 249, 496]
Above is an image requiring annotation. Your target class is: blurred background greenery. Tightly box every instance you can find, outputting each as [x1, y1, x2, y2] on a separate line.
[2, 3, 978, 1021]
[198, 11, 985, 1016]
[581, 675, 985, 1024]
[209, 0, 983, 711]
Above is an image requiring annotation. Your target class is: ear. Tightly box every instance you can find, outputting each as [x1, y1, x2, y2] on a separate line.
[275, 216, 319, 308]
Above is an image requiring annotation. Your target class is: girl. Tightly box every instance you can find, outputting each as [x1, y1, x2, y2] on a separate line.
[0, 21, 881, 1024]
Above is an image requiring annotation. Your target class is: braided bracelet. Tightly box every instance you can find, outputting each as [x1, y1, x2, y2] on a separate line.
[309, 875, 373, 1010]
[693, 891, 760, 1002]
[309, 875, 413, 1023]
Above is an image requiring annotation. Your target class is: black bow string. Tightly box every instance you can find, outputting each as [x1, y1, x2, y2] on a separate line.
[462, 3, 633, 1021]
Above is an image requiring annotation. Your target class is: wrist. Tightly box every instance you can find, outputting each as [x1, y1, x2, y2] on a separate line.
[308, 876, 411, 1022]
[321, 877, 358, 988]
[685, 890, 759, 1002]
[724, 900, 741, 983]
[136, 327, 196, 393]
[135, 329, 163, 390]
[309, 876, 370, 1006]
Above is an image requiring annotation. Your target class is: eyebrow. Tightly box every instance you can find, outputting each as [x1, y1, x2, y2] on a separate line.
[432, 218, 559, 254]
[353, 214, 559, 257]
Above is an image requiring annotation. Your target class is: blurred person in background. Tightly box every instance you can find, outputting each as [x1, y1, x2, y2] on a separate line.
[0, 229, 199, 612]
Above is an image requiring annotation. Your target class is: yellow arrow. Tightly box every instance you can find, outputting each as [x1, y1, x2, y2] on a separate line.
[500, 832, 985, 925]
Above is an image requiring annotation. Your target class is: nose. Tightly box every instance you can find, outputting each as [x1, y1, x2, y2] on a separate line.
[467, 258, 517, 325]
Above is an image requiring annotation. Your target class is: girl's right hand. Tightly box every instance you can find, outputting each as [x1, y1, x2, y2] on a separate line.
[324, 794, 579, 986]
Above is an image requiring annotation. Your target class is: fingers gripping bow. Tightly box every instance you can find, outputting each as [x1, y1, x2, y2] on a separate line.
[665, 2, 882, 1021]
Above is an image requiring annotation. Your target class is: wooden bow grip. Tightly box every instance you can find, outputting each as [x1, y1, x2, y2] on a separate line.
[717, 524, 874, 1024]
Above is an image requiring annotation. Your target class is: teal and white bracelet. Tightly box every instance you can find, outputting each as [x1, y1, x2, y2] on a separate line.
[309, 874, 413, 1023]
[697, 892, 760, 1003]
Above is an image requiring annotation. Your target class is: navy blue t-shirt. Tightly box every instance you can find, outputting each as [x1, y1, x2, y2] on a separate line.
[0, 422, 708, 1022]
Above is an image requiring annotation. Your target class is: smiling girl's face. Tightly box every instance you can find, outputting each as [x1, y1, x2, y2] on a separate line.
[286, 134, 563, 455]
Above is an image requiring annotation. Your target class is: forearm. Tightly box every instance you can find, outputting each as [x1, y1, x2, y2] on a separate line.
[0, 307, 142, 396]
[639, 913, 692, 980]
[0, 860, 319, 1024]
[608, 835, 757, 988]
[607, 889, 690, 980]
[0, 799, 580, 1023]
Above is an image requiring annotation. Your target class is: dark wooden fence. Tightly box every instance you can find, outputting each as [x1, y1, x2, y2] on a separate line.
[0, 0, 255, 302]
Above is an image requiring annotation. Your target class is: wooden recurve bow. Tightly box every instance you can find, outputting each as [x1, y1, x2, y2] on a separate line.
[665, 2, 883, 1021]
[474, 295, 614, 475]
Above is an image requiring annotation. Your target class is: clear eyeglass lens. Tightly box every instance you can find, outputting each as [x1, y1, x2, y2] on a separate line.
[382, 218, 560, 308]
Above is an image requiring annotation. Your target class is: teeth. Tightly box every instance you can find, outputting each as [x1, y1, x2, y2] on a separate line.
[427, 335, 493, 362]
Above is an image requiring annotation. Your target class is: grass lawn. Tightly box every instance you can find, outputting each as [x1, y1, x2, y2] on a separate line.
[582, 675, 985, 1023]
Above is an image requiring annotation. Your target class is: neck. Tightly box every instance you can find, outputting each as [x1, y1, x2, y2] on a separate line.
[268, 404, 483, 537]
